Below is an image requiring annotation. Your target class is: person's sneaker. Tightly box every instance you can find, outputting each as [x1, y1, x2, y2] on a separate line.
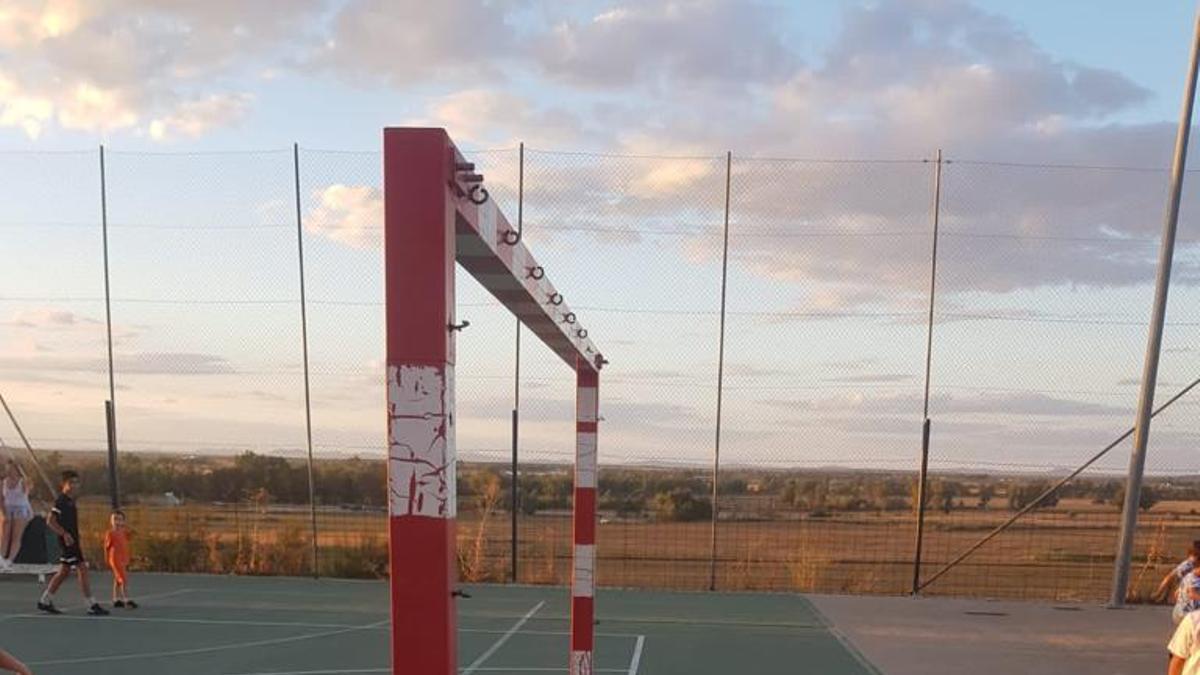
[113, 600, 125, 608]
[125, 600, 138, 609]
[86, 603, 110, 616]
[37, 601, 62, 615]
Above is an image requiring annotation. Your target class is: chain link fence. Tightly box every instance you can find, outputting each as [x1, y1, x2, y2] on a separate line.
[0, 145, 1198, 602]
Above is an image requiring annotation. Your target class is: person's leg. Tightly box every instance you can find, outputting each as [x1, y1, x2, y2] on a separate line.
[77, 564, 91, 600]
[38, 563, 69, 612]
[77, 564, 107, 615]
[45, 564, 68, 594]
[0, 514, 11, 560]
[7, 517, 27, 563]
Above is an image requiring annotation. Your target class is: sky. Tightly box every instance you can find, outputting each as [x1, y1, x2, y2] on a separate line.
[2, 0, 1200, 476]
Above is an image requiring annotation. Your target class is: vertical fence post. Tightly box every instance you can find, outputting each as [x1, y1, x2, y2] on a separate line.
[709, 151, 732, 592]
[912, 149, 943, 595]
[293, 143, 320, 578]
[512, 142, 524, 583]
[105, 400, 120, 508]
[1111, 7, 1200, 607]
[100, 145, 119, 498]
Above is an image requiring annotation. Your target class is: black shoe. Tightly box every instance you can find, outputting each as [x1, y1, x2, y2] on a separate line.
[37, 601, 62, 615]
[125, 600, 138, 609]
[87, 603, 110, 616]
[113, 600, 125, 608]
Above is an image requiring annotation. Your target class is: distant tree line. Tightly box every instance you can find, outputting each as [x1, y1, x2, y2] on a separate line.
[27, 451, 1179, 519]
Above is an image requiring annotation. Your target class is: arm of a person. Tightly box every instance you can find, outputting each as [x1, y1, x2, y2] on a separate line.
[0, 647, 32, 675]
[45, 511, 70, 544]
[1170, 654, 1186, 675]
[1159, 574, 1180, 600]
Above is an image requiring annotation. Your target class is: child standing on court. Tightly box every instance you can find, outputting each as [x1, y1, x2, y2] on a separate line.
[1155, 541, 1200, 625]
[37, 470, 109, 616]
[104, 510, 137, 608]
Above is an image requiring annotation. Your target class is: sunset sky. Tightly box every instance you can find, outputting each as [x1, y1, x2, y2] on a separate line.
[1, 0, 1199, 475]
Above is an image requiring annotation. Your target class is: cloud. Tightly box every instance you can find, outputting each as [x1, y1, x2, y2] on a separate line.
[148, 93, 252, 140]
[315, 0, 515, 86]
[417, 89, 588, 148]
[6, 308, 100, 329]
[0, 0, 322, 139]
[306, 184, 383, 249]
[532, 1, 797, 90]
[0, 351, 235, 375]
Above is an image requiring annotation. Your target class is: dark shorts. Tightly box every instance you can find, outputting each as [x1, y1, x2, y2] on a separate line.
[59, 542, 85, 567]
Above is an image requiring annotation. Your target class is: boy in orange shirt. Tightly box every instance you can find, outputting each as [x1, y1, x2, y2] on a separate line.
[103, 510, 137, 609]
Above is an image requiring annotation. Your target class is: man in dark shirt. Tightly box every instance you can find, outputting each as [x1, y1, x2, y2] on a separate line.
[37, 470, 108, 616]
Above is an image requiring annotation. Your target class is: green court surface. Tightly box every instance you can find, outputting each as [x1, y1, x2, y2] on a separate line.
[0, 572, 880, 675]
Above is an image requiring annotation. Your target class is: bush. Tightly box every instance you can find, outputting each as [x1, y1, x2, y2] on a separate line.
[653, 489, 712, 522]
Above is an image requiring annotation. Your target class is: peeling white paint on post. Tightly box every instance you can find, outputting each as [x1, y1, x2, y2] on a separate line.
[387, 364, 456, 518]
[570, 650, 594, 675]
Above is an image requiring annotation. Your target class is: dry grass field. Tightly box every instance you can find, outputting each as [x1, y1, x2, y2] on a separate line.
[62, 495, 1200, 605]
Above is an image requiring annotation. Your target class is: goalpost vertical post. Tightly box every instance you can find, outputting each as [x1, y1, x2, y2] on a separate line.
[572, 359, 599, 675]
[384, 128, 459, 674]
[384, 126, 603, 675]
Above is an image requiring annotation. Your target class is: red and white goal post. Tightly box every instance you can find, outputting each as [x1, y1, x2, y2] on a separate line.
[384, 127, 605, 675]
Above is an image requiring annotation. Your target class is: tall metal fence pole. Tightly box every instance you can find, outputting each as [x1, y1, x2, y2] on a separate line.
[293, 143, 320, 578]
[100, 145, 120, 502]
[511, 141, 524, 583]
[912, 149, 943, 595]
[709, 151, 732, 592]
[1110, 6, 1200, 607]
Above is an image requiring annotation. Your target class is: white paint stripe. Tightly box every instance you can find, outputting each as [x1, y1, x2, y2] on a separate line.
[627, 635, 645, 675]
[573, 544, 595, 598]
[28, 618, 388, 666]
[576, 387, 598, 423]
[462, 601, 545, 674]
[575, 433, 597, 488]
[388, 364, 455, 518]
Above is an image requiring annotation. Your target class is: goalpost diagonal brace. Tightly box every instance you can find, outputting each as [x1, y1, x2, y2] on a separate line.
[384, 127, 603, 675]
[916, 375, 1200, 594]
[450, 160, 602, 372]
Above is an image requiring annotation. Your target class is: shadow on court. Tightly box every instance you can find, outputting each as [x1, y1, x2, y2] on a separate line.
[0, 573, 879, 675]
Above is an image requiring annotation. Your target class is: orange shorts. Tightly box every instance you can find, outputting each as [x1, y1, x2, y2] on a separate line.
[108, 559, 128, 585]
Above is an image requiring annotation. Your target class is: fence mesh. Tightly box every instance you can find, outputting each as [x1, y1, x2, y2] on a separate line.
[0, 146, 1197, 603]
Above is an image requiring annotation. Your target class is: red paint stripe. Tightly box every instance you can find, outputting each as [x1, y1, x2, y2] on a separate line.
[577, 365, 599, 388]
[570, 596, 595, 650]
[385, 128, 454, 366]
[576, 421, 598, 433]
[573, 488, 596, 545]
[389, 516, 457, 673]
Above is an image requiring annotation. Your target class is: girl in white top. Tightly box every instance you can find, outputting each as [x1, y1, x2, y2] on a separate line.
[0, 461, 33, 566]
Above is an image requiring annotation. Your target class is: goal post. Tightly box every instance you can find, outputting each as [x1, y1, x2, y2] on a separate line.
[384, 127, 604, 675]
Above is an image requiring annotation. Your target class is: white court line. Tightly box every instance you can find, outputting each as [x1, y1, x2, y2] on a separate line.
[28, 618, 388, 666]
[0, 583, 193, 619]
[223, 665, 638, 674]
[627, 635, 645, 675]
[461, 600, 545, 674]
[135, 587, 197, 602]
[3, 612, 640, 638]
